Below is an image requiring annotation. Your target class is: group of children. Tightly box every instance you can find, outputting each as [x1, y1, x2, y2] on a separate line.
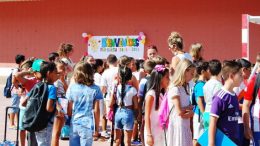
[5, 31, 260, 146]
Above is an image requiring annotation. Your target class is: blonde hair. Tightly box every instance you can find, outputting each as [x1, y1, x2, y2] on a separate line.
[190, 43, 203, 60]
[73, 61, 94, 85]
[168, 32, 183, 49]
[170, 59, 195, 88]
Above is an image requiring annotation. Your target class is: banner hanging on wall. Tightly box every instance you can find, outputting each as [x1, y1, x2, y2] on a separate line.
[83, 32, 146, 59]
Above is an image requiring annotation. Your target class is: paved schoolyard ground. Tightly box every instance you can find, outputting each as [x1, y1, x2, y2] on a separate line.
[0, 79, 110, 146]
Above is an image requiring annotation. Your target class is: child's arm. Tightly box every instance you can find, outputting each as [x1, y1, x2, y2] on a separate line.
[14, 71, 31, 86]
[131, 76, 139, 90]
[172, 95, 183, 115]
[144, 95, 154, 146]
[171, 56, 180, 71]
[109, 93, 116, 108]
[93, 99, 100, 135]
[133, 95, 138, 111]
[197, 96, 205, 113]
[208, 116, 218, 146]
[67, 101, 73, 117]
[242, 99, 253, 139]
[132, 95, 139, 119]
[46, 99, 55, 112]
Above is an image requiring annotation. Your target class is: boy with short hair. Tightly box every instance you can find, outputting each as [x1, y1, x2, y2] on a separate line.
[9, 54, 25, 129]
[203, 59, 223, 129]
[193, 61, 210, 146]
[138, 59, 156, 145]
[209, 60, 242, 145]
[100, 54, 118, 138]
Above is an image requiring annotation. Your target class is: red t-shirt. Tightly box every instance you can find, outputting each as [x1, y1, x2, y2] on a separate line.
[23, 77, 40, 92]
[244, 75, 260, 101]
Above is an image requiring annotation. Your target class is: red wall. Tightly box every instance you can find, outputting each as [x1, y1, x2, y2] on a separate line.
[0, 0, 260, 63]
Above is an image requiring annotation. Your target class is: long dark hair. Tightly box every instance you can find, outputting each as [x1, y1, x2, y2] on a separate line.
[147, 65, 169, 110]
[118, 65, 132, 106]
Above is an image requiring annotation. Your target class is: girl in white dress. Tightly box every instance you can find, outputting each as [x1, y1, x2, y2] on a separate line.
[167, 59, 195, 146]
[144, 65, 170, 146]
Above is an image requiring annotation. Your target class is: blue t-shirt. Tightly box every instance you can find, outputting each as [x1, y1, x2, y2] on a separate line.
[66, 83, 103, 129]
[48, 84, 57, 100]
[194, 81, 206, 115]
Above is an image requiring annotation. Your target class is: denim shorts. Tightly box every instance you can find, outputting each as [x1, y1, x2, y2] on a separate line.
[8, 94, 20, 113]
[70, 124, 93, 146]
[35, 123, 53, 146]
[18, 106, 26, 130]
[115, 108, 134, 131]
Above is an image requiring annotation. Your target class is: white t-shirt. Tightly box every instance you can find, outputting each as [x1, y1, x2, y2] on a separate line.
[133, 71, 140, 82]
[203, 78, 223, 112]
[176, 53, 193, 62]
[94, 73, 102, 86]
[116, 84, 137, 106]
[54, 79, 65, 98]
[100, 66, 118, 100]
[61, 57, 74, 71]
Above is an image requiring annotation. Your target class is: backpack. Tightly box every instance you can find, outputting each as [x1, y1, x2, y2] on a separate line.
[3, 73, 13, 98]
[23, 82, 53, 132]
[158, 93, 173, 129]
[158, 92, 174, 146]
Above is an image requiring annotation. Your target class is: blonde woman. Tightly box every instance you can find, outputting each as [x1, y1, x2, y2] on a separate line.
[167, 59, 195, 146]
[189, 43, 204, 63]
[168, 32, 193, 72]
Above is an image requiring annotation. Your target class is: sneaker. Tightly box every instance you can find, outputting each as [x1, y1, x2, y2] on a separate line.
[9, 125, 17, 130]
[100, 131, 110, 139]
[131, 140, 142, 145]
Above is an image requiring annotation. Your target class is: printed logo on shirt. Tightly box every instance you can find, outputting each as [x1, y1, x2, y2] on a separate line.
[228, 104, 234, 109]
[228, 116, 238, 122]
[228, 112, 239, 122]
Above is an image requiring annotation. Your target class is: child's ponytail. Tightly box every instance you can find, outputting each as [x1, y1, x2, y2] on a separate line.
[118, 65, 132, 106]
[147, 65, 169, 110]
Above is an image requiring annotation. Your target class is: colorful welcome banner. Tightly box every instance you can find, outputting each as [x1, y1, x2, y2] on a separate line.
[85, 33, 145, 59]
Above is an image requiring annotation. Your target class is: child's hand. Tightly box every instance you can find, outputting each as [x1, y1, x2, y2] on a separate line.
[146, 135, 154, 146]
[244, 127, 253, 139]
[56, 109, 65, 118]
[20, 96, 29, 107]
[180, 110, 194, 119]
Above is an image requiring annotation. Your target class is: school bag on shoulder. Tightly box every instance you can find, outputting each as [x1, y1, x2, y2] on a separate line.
[23, 82, 53, 132]
[158, 93, 173, 129]
[3, 73, 13, 98]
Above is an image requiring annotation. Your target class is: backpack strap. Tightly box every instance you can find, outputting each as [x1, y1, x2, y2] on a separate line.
[252, 73, 260, 105]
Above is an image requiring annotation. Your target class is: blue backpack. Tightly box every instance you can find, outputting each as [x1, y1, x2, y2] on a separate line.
[3, 73, 13, 98]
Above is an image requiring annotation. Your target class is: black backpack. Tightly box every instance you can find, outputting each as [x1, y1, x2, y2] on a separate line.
[23, 82, 53, 132]
[3, 73, 13, 98]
